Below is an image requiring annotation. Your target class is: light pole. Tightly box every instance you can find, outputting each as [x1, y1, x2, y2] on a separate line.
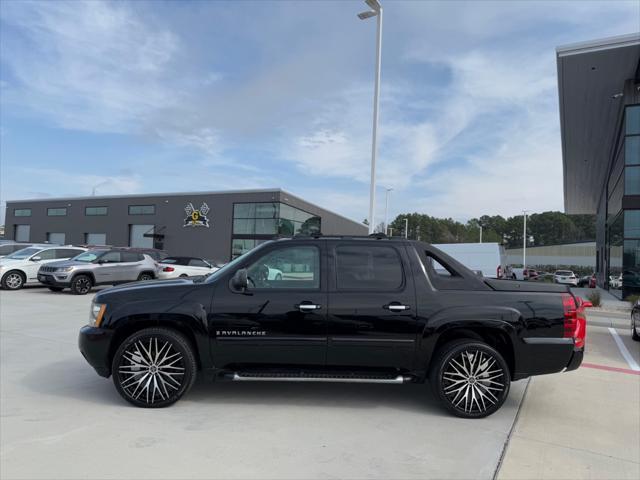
[479, 224, 483, 243]
[358, 0, 383, 234]
[384, 187, 392, 235]
[404, 217, 409, 239]
[522, 210, 529, 268]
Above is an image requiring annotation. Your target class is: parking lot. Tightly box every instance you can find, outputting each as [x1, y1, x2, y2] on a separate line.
[1, 287, 638, 479]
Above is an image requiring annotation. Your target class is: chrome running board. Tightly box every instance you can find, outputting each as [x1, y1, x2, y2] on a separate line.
[231, 373, 410, 384]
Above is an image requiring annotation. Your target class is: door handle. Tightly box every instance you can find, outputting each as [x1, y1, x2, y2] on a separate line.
[384, 303, 411, 312]
[297, 302, 322, 312]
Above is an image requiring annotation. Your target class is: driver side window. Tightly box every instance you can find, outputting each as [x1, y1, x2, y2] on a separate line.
[246, 246, 319, 289]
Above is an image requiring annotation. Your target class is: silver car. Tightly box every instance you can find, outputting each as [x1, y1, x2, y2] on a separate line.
[37, 249, 159, 295]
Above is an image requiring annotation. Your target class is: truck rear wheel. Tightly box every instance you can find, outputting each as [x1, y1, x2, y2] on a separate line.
[112, 328, 197, 408]
[429, 340, 510, 418]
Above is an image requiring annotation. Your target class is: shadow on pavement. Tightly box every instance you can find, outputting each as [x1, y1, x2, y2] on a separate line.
[21, 357, 445, 414]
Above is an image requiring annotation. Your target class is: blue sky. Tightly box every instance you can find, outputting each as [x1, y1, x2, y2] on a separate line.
[1, 0, 639, 226]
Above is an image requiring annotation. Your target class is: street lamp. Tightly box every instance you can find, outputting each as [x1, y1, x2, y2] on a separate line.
[522, 210, 529, 268]
[384, 187, 393, 235]
[358, 0, 383, 234]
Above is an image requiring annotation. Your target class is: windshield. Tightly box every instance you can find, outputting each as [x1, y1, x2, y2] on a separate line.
[73, 251, 106, 263]
[5, 247, 41, 260]
[204, 242, 272, 284]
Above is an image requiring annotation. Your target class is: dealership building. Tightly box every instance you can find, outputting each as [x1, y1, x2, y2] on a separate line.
[3, 189, 367, 263]
[558, 33, 640, 298]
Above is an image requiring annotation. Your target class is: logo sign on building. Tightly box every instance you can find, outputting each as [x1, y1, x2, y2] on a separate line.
[184, 202, 210, 228]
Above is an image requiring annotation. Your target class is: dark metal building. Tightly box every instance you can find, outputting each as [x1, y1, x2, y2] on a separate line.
[557, 33, 640, 298]
[4, 189, 367, 264]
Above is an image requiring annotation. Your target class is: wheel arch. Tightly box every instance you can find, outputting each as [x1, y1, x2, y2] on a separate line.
[71, 270, 96, 285]
[1, 269, 27, 288]
[428, 324, 516, 380]
[108, 313, 206, 375]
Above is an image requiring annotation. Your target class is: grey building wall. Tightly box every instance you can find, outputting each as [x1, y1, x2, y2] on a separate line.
[4, 189, 367, 264]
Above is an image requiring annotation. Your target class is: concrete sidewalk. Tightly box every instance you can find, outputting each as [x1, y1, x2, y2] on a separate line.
[497, 325, 640, 480]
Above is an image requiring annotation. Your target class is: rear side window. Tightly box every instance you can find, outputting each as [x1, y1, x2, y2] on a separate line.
[121, 252, 141, 262]
[101, 251, 121, 263]
[335, 245, 403, 290]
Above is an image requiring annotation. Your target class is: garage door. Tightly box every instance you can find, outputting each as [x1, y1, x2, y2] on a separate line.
[129, 225, 154, 248]
[15, 225, 30, 242]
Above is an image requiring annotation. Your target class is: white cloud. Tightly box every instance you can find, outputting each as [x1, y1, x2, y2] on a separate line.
[1, 0, 182, 133]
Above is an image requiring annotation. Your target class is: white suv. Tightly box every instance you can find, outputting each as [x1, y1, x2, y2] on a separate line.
[0, 246, 87, 290]
[554, 270, 578, 286]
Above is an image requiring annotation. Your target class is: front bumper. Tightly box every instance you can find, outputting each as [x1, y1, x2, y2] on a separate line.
[78, 325, 114, 377]
[38, 273, 72, 287]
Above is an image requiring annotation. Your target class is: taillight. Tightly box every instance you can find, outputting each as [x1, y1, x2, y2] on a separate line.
[497, 266, 502, 278]
[163, 266, 175, 272]
[562, 293, 586, 348]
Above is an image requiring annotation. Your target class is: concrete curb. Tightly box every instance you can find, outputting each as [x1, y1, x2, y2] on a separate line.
[586, 317, 630, 329]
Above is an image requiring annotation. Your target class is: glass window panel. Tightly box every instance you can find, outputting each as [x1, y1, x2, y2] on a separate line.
[233, 203, 255, 219]
[14, 209, 31, 217]
[47, 208, 67, 216]
[625, 136, 640, 165]
[47, 232, 65, 244]
[232, 239, 256, 258]
[15, 225, 30, 242]
[128, 205, 155, 215]
[278, 218, 295, 235]
[625, 210, 640, 239]
[608, 174, 623, 218]
[233, 219, 255, 235]
[336, 245, 404, 290]
[626, 105, 640, 135]
[255, 218, 277, 234]
[279, 204, 296, 221]
[101, 251, 122, 263]
[246, 246, 319, 289]
[254, 203, 278, 218]
[36, 249, 56, 260]
[625, 166, 640, 195]
[85, 206, 108, 216]
[623, 240, 640, 293]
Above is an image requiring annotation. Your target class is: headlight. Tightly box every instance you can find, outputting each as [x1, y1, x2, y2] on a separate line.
[89, 302, 106, 327]
[56, 267, 73, 272]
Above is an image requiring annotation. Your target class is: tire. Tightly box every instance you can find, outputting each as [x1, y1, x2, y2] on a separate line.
[70, 274, 93, 295]
[112, 327, 197, 408]
[429, 339, 511, 419]
[1, 270, 25, 290]
[179, 274, 188, 278]
[137, 272, 154, 281]
[48, 287, 64, 292]
[632, 315, 640, 341]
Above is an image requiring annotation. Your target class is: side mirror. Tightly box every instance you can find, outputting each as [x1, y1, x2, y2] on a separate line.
[231, 269, 248, 291]
[31, 256, 42, 262]
[96, 259, 105, 264]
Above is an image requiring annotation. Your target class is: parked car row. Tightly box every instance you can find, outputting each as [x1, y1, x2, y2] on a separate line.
[0, 244, 219, 294]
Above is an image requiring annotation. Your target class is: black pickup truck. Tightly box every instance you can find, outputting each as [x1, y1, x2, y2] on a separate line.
[79, 236, 586, 418]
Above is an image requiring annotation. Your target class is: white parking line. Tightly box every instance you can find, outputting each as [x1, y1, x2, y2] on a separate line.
[608, 328, 640, 371]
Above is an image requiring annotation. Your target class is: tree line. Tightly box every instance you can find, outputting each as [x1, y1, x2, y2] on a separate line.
[377, 211, 595, 248]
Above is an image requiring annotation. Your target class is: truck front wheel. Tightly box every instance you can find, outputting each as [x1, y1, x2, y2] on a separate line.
[429, 340, 511, 418]
[112, 328, 197, 408]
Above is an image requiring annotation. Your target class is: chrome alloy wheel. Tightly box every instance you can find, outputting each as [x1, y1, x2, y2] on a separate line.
[442, 349, 506, 415]
[4, 272, 24, 289]
[118, 338, 185, 405]
[74, 277, 91, 294]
